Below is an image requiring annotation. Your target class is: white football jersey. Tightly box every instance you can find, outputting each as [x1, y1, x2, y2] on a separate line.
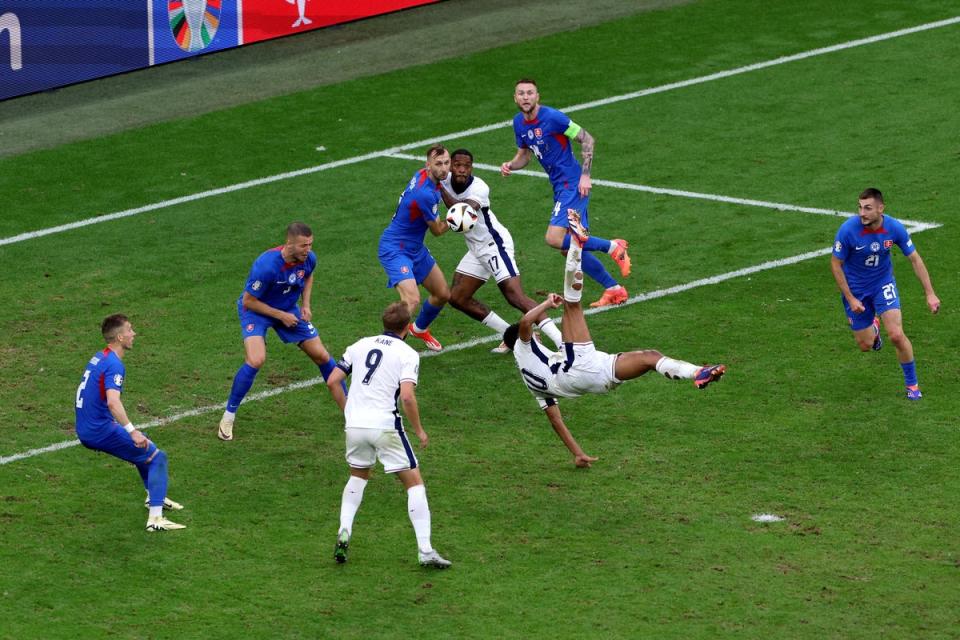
[441, 175, 510, 252]
[513, 337, 620, 409]
[339, 333, 419, 430]
[512, 337, 571, 409]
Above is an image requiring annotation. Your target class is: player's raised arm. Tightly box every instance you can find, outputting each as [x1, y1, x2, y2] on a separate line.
[544, 404, 597, 468]
[501, 148, 532, 176]
[518, 293, 563, 341]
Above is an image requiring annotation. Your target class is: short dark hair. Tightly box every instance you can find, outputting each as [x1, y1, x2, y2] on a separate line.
[859, 188, 884, 203]
[515, 78, 538, 89]
[503, 323, 520, 351]
[382, 302, 411, 334]
[286, 222, 313, 239]
[450, 148, 473, 162]
[101, 314, 129, 342]
[426, 144, 448, 161]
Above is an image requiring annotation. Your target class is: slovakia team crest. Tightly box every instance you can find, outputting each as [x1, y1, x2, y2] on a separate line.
[883, 240, 893, 248]
[534, 128, 542, 138]
[245, 323, 255, 333]
[401, 266, 410, 274]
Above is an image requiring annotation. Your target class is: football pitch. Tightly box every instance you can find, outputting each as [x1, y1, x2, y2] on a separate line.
[1, 1, 959, 638]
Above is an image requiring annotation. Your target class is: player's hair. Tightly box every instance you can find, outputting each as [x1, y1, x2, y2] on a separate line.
[426, 144, 448, 161]
[286, 222, 313, 239]
[450, 148, 473, 162]
[515, 78, 538, 90]
[502, 323, 520, 351]
[859, 188, 884, 203]
[101, 314, 129, 342]
[382, 302, 411, 334]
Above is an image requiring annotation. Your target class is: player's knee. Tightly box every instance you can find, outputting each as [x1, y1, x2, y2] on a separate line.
[246, 353, 266, 368]
[433, 288, 451, 306]
[448, 288, 468, 311]
[546, 234, 564, 249]
[888, 329, 908, 346]
[149, 448, 167, 467]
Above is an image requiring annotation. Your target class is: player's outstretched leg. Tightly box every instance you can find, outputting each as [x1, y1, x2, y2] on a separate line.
[613, 350, 726, 389]
[564, 211, 628, 308]
[142, 449, 186, 531]
[335, 474, 367, 563]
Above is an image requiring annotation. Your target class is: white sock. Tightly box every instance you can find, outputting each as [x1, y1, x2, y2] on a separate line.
[564, 246, 584, 302]
[339, 476, 367, 535]
[655, 356, 699, 380]
[411, 322, 426, 334]
[222, 410, 235, 421]
[538, 318, 563, 348]
[148, 506, 162, 519]
[407, 484, 433, 554]
[481, 311, 510, 334]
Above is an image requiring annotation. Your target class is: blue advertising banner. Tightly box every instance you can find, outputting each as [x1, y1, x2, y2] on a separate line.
[0, 1, 149, 100]
[151, 0, 240, 65]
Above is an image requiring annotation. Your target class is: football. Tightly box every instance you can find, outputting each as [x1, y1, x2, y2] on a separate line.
[446, 202, 479, 233]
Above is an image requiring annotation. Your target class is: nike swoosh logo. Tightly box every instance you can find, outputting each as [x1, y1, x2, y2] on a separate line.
[887, 301, 895, 305]
[855, 245, 866, 250]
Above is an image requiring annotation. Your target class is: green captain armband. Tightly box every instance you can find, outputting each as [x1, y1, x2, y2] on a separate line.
[564, 121, 582, 140]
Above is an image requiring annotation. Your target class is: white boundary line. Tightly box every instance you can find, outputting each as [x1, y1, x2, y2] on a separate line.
[1, 15, 957, 248]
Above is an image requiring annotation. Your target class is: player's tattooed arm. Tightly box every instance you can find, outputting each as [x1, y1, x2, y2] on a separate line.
[574, 128, 595, 176]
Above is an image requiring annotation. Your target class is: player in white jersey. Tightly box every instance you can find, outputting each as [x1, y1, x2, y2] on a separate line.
[440, 148, 563, 352]
[326, 302, 451, 569]
[503, 215, 727, 468]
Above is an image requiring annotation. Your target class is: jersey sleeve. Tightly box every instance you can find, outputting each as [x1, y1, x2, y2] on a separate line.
[513, 117, 528, 149]
[470, 179, 491, 208]
[104, 358, 125, 393]
[244, 258, 272, 299]
[337, 343, 356, 375]
[304, 252, 318, 276]
[415, 188, 441, 223]
[547, 108, 572, 135]
[832, 227, 850, 261]
[894, 221, 916, 256]
[399, 350, 419, 385]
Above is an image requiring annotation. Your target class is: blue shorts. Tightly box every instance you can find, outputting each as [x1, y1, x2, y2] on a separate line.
[238, 305, 319, 343]
[550, 188, 591, 228]
[842, 277, 901, 330]
[78, 423, 159, 465]
[378, 244, 436, 288]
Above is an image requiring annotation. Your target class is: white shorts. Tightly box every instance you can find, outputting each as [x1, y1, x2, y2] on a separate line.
[456, 233, 518, 283]
[554, 343, 622, 396]
[345, 427, 418, 472]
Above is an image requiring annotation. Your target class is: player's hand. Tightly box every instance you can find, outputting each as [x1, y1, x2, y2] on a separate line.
[928, 293, 941, 314]
[578, 174, 592, 198]
[500, 162, 513, 177]
[131, 430, 149, 449]
[300, 306, 313, 322]
[848, 297, 865, 314]
[279, 311, 299, 328]
[574, 453, 598, 468]
[546, 293, 564, 308]
[415, 429, 428, 448]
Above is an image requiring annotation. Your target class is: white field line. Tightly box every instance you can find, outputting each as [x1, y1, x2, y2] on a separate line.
[0, 218, 940, 466]
[1, 15, 957, 248]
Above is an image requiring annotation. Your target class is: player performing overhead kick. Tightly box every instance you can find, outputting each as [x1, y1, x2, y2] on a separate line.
[503, 213, 726, 468]
[501, 78, 632, 308]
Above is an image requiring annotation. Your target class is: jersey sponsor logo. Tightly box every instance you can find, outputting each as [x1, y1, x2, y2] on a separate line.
[113, 374, 124, 387]
[870, 242, 880, 252]
[883, 240, 893, 249]
[252, 280, 262, 291]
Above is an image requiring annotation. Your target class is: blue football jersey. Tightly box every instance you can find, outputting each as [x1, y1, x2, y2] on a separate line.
[75, 348, 125, 437]
[380, 168, 442, 250]
[513, 105, 581, 192]
[833, 214, 914, 291]
[240, 247, 317, 311]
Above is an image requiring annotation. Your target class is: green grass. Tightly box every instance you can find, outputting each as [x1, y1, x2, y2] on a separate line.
[2, 1, 960, 638]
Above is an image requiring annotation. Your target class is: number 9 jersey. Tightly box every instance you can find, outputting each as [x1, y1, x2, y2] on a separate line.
[337, 333, 420, 430]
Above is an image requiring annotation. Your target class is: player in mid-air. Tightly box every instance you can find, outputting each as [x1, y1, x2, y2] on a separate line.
[379, 144, 454, 352]
[500, 78, 631, 308]
[503, 216, 726, 467]
[326, 302, 451, 569]
[440, 148, 563, 352]
[75, 314, 185, 531]
[830, 188, 940, 400]
[218, 222, 343, 441]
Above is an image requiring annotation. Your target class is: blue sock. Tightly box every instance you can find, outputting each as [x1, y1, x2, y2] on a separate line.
[227, 363, 260, 412]
[560, 233, 612, 253]
[144, 450, 169, 508]
[414, 299, 444, 330]
[582, 251, 617, 288]
[136, 463, 149, 489]
[901, 360, 918, 387]
[319, 359, 348, 395]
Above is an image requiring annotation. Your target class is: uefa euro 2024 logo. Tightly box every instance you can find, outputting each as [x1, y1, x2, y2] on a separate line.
[168, 0, 221, 52]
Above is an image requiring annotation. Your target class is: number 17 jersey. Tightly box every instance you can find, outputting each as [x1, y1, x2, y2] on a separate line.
[338, 333, 420, 430]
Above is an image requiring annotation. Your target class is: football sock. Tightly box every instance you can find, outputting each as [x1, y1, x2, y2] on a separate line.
[655, 356, 700, 380]
[339, 476, 367, 535]
[148, 506, 162, 519]
[407, 484, 433, 554]
[318, 358, 347, 395]
[560, 233, 613, 254]
[481, 311, 511, 334]
[226, 363, 260, 412]
[900, 360, 918, 387]
[581, 251, 618, 288]
[144, 449, 169, 509]
[538, 317, 563, 348]
[413, 300, 444, 332]
[564, 246, 584, 302]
